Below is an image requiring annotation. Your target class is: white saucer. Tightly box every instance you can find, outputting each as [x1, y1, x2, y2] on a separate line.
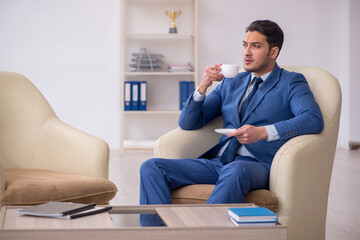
[214, 128, 236, 135]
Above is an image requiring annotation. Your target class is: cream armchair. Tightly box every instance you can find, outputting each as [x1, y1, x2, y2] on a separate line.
[0, 71, 117, 206]
[154, 66, 341, 240]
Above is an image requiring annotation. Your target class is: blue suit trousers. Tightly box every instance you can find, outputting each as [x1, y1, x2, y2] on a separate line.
[139, 156, 269, 226]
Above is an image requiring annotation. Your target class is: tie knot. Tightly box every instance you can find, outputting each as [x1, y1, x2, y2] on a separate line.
[254, 77, 263, 85]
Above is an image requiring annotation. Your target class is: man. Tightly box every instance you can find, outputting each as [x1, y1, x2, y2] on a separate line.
[139, 20, 324, 226]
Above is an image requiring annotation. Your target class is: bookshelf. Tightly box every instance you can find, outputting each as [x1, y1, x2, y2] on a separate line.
[120, 0, 198, 149]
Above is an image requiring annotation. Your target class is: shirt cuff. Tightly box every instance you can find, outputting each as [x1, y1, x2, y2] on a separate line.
[265, 125, 280, 141]
[193, 87, 205, 102]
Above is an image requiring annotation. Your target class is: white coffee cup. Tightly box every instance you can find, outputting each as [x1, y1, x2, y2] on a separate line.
[221, 64, 240, 78]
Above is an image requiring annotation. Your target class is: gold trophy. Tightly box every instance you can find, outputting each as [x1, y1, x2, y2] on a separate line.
[165, 10, 182, 33]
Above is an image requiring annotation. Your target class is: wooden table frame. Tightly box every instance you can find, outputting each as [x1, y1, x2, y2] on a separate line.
[0, 204, 287, 240]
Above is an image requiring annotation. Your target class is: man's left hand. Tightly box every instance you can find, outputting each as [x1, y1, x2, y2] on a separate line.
[227, 125, 268, 144]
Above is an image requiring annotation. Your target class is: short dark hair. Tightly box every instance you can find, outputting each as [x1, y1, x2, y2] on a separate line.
[246, 20, 284, 54]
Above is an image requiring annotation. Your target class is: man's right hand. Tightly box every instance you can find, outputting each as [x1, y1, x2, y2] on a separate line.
[198, 64, 224, 95]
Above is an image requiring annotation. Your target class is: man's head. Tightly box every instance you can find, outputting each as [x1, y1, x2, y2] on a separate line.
[246, 20, 284, 56]
[242, 20, 284, 76]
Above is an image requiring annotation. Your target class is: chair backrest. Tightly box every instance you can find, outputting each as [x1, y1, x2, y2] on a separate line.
[270, 66, 341, 240]
[0, 71, 57, 169]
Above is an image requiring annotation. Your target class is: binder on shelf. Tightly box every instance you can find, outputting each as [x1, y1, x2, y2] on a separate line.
[124, 81, 132, 111]
[131, 81, 139, 110]
[139, 81, 147, 111]
[188, 81, 195, 96]
[179, 81, 195, 110]
[179, 81, 188, 110]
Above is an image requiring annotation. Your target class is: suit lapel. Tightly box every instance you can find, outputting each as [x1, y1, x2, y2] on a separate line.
[232, 74, 250, 126]
[241, 65, 282, 123]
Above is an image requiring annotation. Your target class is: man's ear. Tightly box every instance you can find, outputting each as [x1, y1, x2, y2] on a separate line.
[271, 47, 279, 59]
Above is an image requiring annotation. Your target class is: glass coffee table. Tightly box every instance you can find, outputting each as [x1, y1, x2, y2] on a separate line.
[0, 204, 287, 239]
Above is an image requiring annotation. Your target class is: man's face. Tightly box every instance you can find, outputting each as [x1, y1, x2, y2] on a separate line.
[242, 31, 278, 76]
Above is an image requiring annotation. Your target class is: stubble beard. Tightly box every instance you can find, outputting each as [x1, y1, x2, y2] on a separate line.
[244, 57, 271, 74]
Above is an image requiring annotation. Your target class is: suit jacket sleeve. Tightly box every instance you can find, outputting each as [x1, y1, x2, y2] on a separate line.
[273, 72, 324, 140]
[178, 82, 224, 130]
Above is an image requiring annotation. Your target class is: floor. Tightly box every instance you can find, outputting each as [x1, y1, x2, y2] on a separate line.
[108, 147, 360, 240]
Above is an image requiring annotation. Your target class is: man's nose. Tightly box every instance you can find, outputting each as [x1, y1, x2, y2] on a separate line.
[243, 46, 251, 55]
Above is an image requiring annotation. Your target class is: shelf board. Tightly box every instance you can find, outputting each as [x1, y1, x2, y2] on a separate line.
[124, 71, 195, 76]
[123, 33, 195, 39]
[124, 110, 181, 115]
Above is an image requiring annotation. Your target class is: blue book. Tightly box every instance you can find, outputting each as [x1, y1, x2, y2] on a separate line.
[139, 81, 147, 111]
[228, 207, 278, 223]
[179, 81, 188, 110]
[131, 81, 139, 110]
[124, 81, 132, 111]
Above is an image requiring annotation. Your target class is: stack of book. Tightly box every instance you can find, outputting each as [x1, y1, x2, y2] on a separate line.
[228, 207, 278, 226]
[124, 81, 147, 111]
[17, 202, 112, 219]
[168, 63, 193, 72]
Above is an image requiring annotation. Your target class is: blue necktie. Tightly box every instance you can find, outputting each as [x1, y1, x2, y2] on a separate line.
[219, 77, 263, 165]
[219, 137, 240, 165]
[240, 77, 263, 122]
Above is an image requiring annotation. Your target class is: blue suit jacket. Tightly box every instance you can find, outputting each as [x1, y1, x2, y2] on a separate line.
[179, 64, 324, 170]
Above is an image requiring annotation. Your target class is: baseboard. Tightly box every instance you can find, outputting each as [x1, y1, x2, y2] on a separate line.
[349, 142, 360, 150]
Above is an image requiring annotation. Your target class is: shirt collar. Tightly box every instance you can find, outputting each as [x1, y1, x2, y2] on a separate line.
[250, 71, 272, 82]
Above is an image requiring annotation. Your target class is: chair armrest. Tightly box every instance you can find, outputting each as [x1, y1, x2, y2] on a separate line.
[31, 118, 110, 179]
[270, 92, 340, 226]
[270, 130, 337, 238]
[154, 117, 223, 159]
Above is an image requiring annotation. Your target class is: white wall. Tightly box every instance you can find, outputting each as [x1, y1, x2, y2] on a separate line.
[349, 0, 360, 142]
[0, 0, 358, 149]
[0, 0, 121, 148]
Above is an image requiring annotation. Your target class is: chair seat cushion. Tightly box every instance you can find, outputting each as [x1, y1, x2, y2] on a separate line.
[171, 184, 278, 212]
[0, 168, 118, 206]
